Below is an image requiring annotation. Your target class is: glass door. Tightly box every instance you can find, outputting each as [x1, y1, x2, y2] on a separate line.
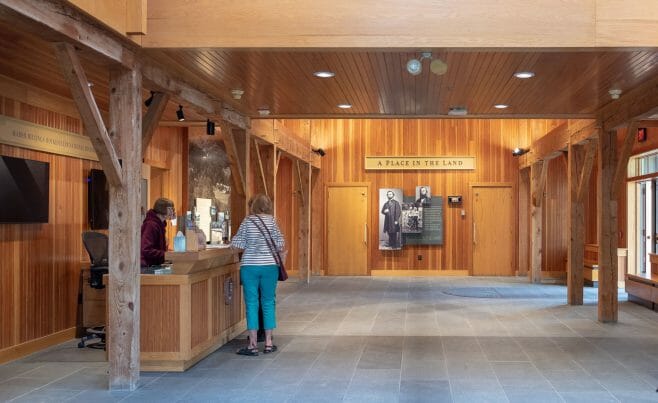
[636, 180, 656, 274]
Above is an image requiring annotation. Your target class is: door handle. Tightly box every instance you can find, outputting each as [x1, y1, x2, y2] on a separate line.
[364, 223, 368, 245]
[473, 221, 477, 246]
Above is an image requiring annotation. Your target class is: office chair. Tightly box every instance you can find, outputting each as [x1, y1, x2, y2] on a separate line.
[79, 231, 109, 350]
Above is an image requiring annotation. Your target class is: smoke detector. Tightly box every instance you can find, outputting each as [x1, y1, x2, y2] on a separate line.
[609, 89, 622, 100]
[257, 108, 271, 116]
[231, 89, 245, 100]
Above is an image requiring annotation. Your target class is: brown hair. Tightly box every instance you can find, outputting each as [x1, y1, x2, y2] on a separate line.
[153, 197, 174, 215]
[248, 194, 273, 215]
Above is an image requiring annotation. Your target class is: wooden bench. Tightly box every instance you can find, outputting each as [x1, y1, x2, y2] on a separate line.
[626, 253, 658, 311]
[584, 244, 599, 287]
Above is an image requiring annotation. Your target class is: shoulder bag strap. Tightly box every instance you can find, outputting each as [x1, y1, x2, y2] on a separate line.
[249, 216, 282, 266]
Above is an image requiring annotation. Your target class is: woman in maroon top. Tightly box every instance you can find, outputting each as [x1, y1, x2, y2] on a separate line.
[141, 198, 175, 267]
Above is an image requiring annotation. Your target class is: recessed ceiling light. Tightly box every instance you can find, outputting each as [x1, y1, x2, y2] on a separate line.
[314, 71, 335, 78]
[337, 103, 352, 109]
[494, 104, 509, 109]
[258, 108, 271, 116]
[514, 71, 535, 79]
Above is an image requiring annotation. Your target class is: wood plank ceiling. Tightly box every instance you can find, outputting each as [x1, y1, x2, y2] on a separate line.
[0, 17, 657, 120]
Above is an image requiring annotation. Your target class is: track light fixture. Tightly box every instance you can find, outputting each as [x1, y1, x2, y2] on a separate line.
[144, 91, 155, 107]
[406, 52, 447, 76]
[312, 147, 326, 157]
[512, 147, 529, 157]
[176, 105, 185, 122]
[206, 119, 216, 135]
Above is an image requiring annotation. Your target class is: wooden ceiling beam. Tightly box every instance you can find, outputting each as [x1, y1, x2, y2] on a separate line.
[141, 63, 249, 130]
[141, 63, 214, 113]
[612, 120, 640, 198]
[598, 74, 658, 131]
[0, 1, 250, 131]
[638, 120, 658, 128]
[521, 119, 597, 169]
[577, 139, 597, 203]
[0, 0, 136, 69]
[142, 0, 658, 48]
[532, 160, 549, 208]
[54, 42, 122, 187]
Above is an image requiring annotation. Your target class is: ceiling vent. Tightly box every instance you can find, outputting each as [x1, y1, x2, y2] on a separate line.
[448, 107, 468, 116]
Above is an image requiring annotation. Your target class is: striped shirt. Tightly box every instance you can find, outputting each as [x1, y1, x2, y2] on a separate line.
[230, 214, 285, 266]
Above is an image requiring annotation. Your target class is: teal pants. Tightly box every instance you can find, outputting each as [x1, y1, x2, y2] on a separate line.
[240, 265, 278, 330]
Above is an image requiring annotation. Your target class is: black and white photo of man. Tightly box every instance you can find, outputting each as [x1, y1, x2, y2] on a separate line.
[415, 186, 432, 206]
[379, 188, 402, 250]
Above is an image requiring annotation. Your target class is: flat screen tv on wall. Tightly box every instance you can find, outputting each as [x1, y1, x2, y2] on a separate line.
[88, 169, 109, 230]
[0, 155, 50, 223]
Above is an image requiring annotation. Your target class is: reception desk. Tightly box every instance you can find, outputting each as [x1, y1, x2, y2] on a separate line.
[139, 247, 244, 371]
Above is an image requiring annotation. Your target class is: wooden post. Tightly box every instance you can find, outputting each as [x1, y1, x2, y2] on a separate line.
[567, 143, 585, 304]
[597, 129, 618, 322]
[518, 168, 530, 277]
[54, 43, 142, 389]
[107, 67, 142, 390]
[530, 161, 547, 283]
[297, 161, 311, 282]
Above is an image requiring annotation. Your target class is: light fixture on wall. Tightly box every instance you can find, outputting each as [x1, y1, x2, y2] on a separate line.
[144, 91, 154, 107]
[512, 147, 529, 156]
[312, 147, 326, 157]
[176, 105, 185, 121]
[406, 52, 447, 76]
[206, 119, 215, 135]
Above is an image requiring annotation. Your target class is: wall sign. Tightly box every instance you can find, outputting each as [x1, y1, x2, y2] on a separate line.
[0, 116, 98, 161]
[365, 156, 475, 170]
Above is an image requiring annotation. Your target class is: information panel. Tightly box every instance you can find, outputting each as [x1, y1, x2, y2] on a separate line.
[402, 196, 443, 245]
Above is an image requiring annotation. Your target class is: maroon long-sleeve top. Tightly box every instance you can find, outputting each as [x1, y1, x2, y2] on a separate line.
[141, 209, 167, 267]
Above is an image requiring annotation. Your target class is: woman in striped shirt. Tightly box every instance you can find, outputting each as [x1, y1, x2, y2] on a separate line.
[231, 194, 285, 356]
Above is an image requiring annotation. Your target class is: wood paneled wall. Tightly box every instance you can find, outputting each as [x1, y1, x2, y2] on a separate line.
[543, 155, 569, 272]
[0, 95, 185, 358]
[295, 118, 565, 273]
[275, 156, 299, 270]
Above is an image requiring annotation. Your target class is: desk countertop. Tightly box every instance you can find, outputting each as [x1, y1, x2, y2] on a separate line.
[164, 246, 239, 275]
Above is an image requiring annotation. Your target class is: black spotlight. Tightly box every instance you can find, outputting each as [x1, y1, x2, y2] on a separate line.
[206, 119, 215, 135]
[512, 147, 529, 157]
[176, 105, 185, 122]
[144, 91, 154, 107]
[312, 147, 326, 157]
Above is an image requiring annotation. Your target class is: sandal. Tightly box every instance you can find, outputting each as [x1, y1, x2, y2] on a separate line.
[263, 345, 277, 354]
[236, 347, 259, 356]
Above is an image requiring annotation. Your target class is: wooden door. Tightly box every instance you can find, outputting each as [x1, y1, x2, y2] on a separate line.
[472, 185, 515, 276]
[327, 185, 368, 275]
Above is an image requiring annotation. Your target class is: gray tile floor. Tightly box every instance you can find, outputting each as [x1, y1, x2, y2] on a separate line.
[2, 276, 658, 402]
